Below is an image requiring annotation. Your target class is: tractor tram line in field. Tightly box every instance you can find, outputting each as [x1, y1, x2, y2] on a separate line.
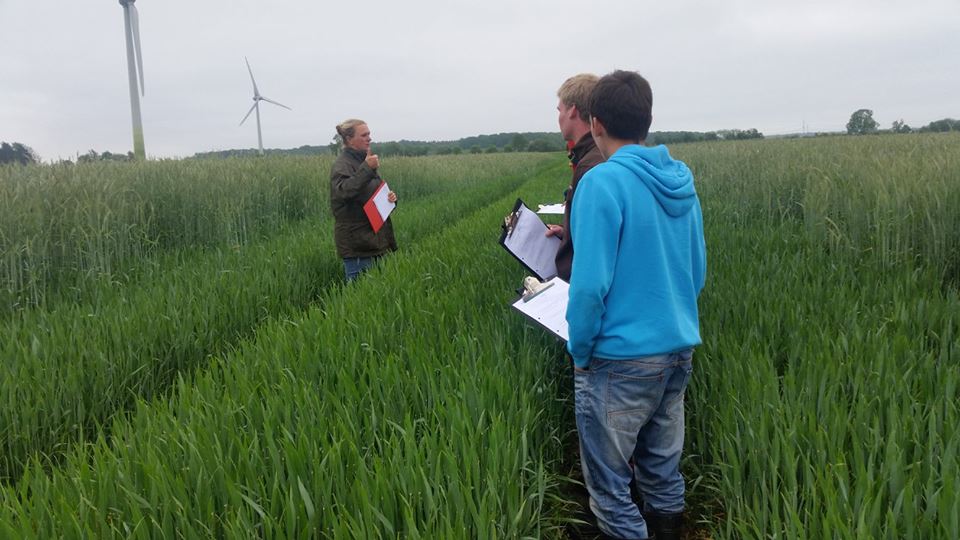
[0, 155, 561, 486]
[1, 135, 959, 538]
[1, 157, 574, 537]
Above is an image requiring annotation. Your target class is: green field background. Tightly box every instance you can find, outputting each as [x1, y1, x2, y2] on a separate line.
[0, 134, 957, 538]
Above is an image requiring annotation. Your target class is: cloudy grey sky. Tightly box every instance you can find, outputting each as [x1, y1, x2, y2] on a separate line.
[2, 0, 958, 160]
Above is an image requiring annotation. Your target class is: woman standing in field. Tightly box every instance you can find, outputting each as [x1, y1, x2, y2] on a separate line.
[330, 119, 398, 282]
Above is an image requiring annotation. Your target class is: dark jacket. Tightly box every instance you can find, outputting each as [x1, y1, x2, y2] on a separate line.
[329, 147, 398, 258]
[556, 133, 603, 281]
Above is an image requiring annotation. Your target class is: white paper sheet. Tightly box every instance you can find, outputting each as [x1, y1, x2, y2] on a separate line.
[511, 277, 569, 341]
[536, 203, 565, 215]
[370, 182, 395, 221]
[501, 202, 560, 281]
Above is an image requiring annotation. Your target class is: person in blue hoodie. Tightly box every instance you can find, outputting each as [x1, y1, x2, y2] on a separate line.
[567, 70, 706, 540]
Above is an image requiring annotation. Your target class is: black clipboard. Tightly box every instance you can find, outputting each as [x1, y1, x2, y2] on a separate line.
[499, 198, 561, 281]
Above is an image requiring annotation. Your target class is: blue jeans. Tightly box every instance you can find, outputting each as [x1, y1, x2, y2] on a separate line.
[574, 350, 693, 539]
[343, 256, 377, 282]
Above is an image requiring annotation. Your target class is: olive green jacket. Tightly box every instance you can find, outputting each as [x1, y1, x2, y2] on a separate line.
[329, 147, 398, 258]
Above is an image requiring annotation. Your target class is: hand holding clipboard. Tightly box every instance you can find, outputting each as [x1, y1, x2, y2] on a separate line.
[499, 199, 561, 281]
[363, 181, 396, 233]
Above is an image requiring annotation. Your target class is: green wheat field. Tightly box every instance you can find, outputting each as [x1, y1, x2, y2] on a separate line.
[1, 134, 958, 538]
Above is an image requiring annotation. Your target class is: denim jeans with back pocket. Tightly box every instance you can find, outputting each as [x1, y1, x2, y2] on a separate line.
[574, 350, 693, 539]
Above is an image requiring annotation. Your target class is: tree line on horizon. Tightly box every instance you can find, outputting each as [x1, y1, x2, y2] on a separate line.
[846, 109, 960, 136]
[192, 130, 769, 160]
[3, 115, 958, 165]
[0, 142, 39, 166]
[194, 132, 568, 160]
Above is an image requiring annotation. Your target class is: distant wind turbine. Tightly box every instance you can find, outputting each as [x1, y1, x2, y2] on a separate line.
[119, 0, 146, 160]
[240, 57, 291, 156]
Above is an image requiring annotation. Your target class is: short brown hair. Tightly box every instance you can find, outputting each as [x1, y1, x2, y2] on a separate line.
[557, 74, 599, 122]
[589, 71, 653, 142]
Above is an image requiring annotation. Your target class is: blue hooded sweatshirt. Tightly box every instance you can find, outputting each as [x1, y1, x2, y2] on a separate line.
[566, 144, 706, 368]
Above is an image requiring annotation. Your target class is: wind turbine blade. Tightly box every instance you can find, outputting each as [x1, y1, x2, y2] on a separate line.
[240, 102, 257, 126]
[130, 3, 145, 96]
[259, 96, 292, 110]
[245, 57, 260, 97]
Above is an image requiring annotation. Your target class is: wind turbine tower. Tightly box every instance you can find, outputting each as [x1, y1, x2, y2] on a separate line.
[119, 0, 146, 160]
[240, 57, 291, 156]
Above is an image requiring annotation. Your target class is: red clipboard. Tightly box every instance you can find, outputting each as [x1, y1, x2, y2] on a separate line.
[363, 181, 390, 233]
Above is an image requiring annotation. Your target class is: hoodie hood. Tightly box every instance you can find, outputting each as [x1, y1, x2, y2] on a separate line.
[607, 144, 697, 217]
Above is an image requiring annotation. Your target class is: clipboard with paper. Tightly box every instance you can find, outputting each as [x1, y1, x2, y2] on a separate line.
[510, 276, 569, 341]
[500, 198, 569, 341]
[363, 181, 395, 233]
[498, 199, 560, 281]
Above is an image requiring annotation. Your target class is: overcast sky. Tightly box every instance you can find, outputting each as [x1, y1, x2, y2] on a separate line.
[2, 0, 958, 160]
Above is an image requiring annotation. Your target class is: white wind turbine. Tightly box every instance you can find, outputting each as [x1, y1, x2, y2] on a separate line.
[119, 0, 146, 159]
[240, 57, 291, 156]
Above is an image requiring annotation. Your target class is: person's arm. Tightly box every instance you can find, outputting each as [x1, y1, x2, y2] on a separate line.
[565, 172, 621, 369]
[695, 202, 707, 294]
[330, 159, 377, 202]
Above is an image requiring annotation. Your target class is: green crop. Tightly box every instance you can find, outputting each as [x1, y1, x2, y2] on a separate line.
[1, 134, 958, 538]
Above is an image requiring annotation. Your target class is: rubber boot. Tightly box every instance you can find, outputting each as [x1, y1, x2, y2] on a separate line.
[643, 511, 683, 540]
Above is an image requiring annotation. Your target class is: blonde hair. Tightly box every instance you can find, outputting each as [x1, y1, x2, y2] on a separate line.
[557, 74, 599, 122]
[335, 118, 367, 143]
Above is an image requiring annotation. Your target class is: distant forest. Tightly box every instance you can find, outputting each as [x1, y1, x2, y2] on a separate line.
[192, 129, 770, 159]
[194, 132, 566, 159]
[189, 117, 960, 160]
[4, 117, 957, 165]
